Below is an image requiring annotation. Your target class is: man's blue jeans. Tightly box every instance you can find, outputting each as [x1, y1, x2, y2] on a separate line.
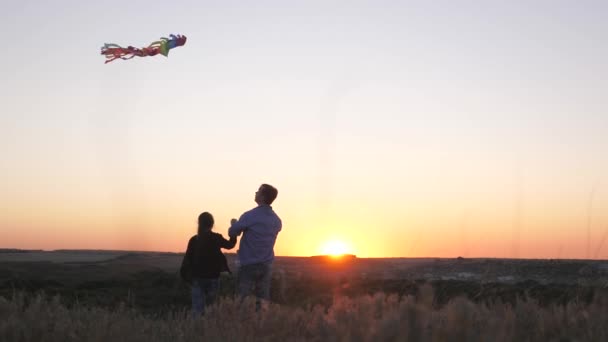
[191, 278, 220, 316]
[237, 261, 272, 309]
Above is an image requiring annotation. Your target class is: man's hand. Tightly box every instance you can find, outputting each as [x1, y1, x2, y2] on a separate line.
[228, 218, 239, 238]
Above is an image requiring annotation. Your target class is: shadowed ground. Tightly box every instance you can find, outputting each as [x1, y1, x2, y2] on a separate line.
[1, 249, 606, 312]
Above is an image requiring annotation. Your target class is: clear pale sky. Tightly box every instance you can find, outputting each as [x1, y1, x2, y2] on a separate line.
[1, 1, 607, 258]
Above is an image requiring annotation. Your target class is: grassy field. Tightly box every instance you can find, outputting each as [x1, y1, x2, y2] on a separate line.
[2, 287, 608, 341]
[1, 250, 607, 340]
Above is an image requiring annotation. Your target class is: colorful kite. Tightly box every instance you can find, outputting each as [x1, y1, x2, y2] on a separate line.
[100, 34, 187, 64]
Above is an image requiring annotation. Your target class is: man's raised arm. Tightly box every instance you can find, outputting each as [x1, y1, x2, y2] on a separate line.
[228, 216, 248, 238]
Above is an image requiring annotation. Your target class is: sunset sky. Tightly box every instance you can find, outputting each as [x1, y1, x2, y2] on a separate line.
[1, 1, 607, 259]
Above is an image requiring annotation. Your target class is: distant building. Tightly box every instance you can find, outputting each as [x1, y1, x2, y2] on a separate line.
[309, 254, 357, 262]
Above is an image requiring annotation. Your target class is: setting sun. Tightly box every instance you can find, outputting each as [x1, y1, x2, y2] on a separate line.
[320, 240, 352, 257]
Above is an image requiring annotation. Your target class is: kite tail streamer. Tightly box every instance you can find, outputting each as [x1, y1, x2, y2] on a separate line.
[100, 34, 187, 63]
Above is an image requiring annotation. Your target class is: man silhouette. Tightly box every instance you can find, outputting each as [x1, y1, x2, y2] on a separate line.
[229, 184, 282, 309]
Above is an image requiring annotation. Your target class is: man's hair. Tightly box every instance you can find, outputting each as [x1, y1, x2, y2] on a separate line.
[198, 212, 214, 233]
[260, 184, 278, 205]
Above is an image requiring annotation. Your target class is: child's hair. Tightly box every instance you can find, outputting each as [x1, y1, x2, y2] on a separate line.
[198, 212, 214, 234]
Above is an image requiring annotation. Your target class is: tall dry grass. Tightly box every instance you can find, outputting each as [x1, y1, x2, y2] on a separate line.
[1, 286, 607, 341]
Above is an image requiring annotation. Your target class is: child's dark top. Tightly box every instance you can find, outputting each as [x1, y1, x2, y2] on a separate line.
[181, 232, 236, 281]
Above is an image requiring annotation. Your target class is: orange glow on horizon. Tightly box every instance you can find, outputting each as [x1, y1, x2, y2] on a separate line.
[319, 240, 353, 257]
